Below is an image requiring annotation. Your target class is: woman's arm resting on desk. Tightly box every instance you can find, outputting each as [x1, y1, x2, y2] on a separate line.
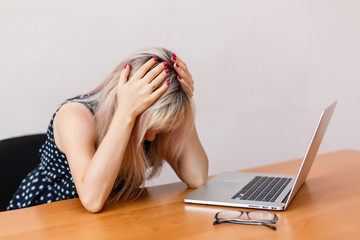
[167, 54, 209, 188]
[172, 126, 209, 188]
[54, 104, 134, 213]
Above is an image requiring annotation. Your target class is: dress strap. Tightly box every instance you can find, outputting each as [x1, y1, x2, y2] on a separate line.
[64, 94, 98, 115]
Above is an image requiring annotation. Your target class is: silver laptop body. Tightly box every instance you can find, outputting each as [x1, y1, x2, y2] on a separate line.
[184, 101, 337, 211]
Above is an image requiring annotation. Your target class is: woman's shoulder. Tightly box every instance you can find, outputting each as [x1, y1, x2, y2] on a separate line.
[53, 102, 97, 152]
[55, 102, 96, 130]
[58, 102, 94, 116]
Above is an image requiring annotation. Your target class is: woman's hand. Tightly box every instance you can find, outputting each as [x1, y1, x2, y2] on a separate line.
[171, 54, 194, 98]
[116, 57, 170, 119]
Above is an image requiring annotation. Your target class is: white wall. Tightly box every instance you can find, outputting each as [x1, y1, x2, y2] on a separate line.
[1, 0, 359, 186]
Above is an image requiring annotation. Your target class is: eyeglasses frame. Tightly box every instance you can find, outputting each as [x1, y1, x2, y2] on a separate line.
[213, 210, 278, 231]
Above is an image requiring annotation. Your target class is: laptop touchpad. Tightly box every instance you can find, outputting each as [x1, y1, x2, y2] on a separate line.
[208, 180, 241, 190]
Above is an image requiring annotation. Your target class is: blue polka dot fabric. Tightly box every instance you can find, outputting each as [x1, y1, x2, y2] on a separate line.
[7, 96, 96, 210]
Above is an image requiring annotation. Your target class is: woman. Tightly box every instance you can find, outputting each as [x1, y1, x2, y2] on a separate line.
[7, 47, 208, 213]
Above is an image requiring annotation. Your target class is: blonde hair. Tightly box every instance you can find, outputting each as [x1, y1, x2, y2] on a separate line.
[68, 47, 194, 202]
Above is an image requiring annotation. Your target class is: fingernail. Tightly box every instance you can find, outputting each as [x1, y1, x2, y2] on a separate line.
[171, 53, 177, 61]
[124, 63, 128, 69]
[175, 63, 179, 68]
[163, 62, 168, 67]
[153, 57, 158, 62]
[166, 81, 170, 86]
[165, 69, 170, 74]
[177, 75, 182, 80]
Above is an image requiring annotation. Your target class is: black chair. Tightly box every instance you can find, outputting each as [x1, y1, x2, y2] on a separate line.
[0, 133, 46, 211]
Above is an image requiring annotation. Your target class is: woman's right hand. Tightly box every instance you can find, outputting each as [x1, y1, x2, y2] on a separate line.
[116, 57, 170, 119]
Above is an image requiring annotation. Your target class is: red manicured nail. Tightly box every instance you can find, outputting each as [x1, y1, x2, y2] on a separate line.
[165, 69, 170, 74]
[171, 53, 177, 61]
[177, 75, 182, 80]
[124, 63, 128, 69]
[163, 62, 168, 67]
[166, 81, 170, 86]
[175, 63, 179, 68]
[153, 57, 158, 62]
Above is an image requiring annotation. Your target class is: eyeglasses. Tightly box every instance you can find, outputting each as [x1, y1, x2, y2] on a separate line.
[213, 210, 278, 231]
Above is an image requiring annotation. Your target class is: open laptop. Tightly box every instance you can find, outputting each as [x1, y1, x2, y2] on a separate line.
[184, 101, 337, 210]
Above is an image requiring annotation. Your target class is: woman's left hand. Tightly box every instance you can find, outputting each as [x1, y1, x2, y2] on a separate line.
[171, 53, 194, 98]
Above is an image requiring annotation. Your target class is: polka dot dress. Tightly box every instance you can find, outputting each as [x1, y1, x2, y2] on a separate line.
[7, 97, 96, 210]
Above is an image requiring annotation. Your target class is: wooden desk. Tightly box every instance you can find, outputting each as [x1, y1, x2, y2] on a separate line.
[0, 150, 359, 239]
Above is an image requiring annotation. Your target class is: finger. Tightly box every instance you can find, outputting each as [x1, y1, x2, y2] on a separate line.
[171, 54, 188, 71]
[131, 57, 158, 80]
[174, 64, 194, 90]
[173, 58, 192, 80]
[178, 76, 193, 97]
[143, 61, 168, 83]
[150, 68, 169, 90]
[119, 63, 131, 85]
[171, 53, 191, 77]
[173, 62, 190, 79]
[149, 81, 170, 102]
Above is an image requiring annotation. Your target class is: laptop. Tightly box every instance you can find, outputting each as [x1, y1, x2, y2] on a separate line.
[184, 101, 337, 210]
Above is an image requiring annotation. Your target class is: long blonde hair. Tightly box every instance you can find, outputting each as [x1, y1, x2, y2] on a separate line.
[69, 47, 194, 202]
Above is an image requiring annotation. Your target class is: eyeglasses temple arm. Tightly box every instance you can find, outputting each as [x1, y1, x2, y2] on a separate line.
[213, 220, 276, 231]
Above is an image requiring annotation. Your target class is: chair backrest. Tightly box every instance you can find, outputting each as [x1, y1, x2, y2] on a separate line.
[0, 134, 46, 211]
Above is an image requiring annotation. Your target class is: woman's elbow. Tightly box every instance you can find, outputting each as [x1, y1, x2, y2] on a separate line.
[80, 195, 105, 213]
[84, 203, 103, 213]
[186, 175, 208, 189]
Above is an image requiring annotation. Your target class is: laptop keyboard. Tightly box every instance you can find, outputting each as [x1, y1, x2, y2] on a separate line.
[231, 176, 292, 202]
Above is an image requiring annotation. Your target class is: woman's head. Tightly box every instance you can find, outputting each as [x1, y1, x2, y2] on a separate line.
[85, 47, 194, 202]
[126, 48, 193, 142]
[91, 47, 192, 143]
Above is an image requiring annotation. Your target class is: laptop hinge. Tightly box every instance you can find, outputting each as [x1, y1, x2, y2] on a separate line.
[282, 191, 291, 204]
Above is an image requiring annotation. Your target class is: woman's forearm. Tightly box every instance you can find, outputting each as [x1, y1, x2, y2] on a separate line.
[176, 126, 209, 188]
[79, 110, 135, 212]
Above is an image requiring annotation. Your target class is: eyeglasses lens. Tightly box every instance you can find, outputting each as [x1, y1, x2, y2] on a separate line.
[248, 211, 275, 221]
[216, 210, 242, 220]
